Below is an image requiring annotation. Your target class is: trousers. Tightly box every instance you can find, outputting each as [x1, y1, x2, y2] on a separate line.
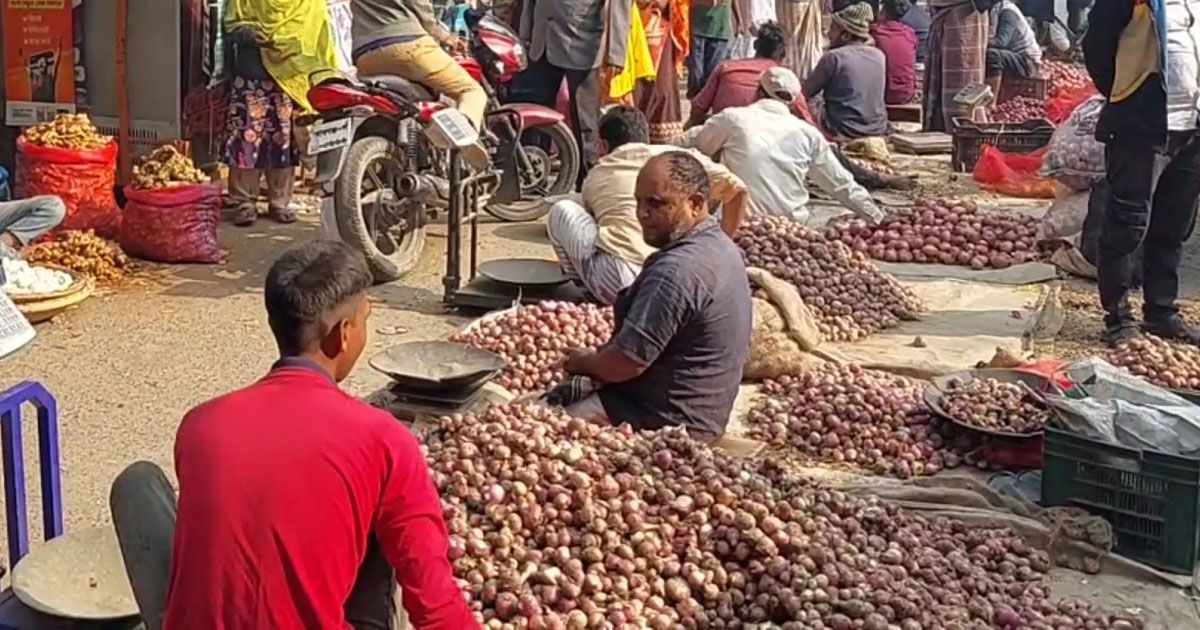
[687, 35, 731, 98]
[227, 167, 295, 215]
[354, 36, 487, 128]
[545, 200, 641, 305]
[511, 56, 601, 185]
[0, 195, 65, 257]
[1099, 132, 1200, 329]
[109, 462, 404, 630]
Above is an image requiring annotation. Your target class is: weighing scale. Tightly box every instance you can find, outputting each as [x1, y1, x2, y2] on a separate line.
[368, 340, 510, 422]
[439, 148, 591, 311]
[953, 83, 996, 120]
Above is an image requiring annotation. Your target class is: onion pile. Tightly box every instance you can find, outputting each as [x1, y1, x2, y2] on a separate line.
[424, 403, 1140, 629]
[1110, 335, 1200, 391]
[737, 217, 922, 342]
[940, 377, 1050, 434]
[746, 364, 949, 479]
[450, 302, 613, 394]
[828, 198, 1042, 270]
[1042, 61, 1090, 96]
[990, 96, 1046, 123]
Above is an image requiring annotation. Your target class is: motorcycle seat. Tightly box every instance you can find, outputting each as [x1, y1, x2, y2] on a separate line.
[359, 74, 436, 102]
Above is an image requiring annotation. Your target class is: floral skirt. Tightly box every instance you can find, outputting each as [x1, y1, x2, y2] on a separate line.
[223, 76, 299, 170]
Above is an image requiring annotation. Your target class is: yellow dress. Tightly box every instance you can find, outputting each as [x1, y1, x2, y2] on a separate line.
[608, 4, 656, 100]
[225, 0, 338, 111]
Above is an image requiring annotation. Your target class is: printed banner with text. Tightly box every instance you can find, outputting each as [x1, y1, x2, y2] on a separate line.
[3, 0, 75, 126]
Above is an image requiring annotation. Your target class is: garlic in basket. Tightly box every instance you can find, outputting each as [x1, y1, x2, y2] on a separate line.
[1, 258, 73, 296]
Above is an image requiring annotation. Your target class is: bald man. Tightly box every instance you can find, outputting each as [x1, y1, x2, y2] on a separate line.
[560, 151, 752, 441]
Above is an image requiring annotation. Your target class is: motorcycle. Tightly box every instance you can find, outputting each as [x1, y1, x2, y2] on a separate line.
[301, 12, 580, 282]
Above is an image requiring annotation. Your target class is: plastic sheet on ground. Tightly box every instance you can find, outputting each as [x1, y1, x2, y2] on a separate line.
[876, 260, 1058, 285]
[822, 278, 1043, 378]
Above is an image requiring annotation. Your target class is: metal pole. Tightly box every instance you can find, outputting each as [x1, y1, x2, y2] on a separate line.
[443, 149, 463, 302]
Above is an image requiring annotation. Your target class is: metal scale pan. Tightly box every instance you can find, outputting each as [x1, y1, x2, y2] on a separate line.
[369, 340, 506, 393]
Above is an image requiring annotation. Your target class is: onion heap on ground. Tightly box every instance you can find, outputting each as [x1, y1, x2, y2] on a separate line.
[1042, 61, 1090, 95]
[423, 403, 1141, 629]
[450, 301, 613, 394]
[1110, 335, 1200, 391]
[26, 230, 130, 284]
[828, 198, 1041, 270]
[940, 376, 1050, 434]
[746, 364, 951, 479]
[22, 114, 111, 151]
[989, 96, 1045, 123]
[737, 217, 922, 342]
[131, 145, 208, 189]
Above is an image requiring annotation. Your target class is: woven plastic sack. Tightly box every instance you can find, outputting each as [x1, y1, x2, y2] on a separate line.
[1041, 95, 1105, 190]
[120, 183, 222, 263]
[973, 145, 1057, 198]
[1038, 187, 1090, 240]
[15, 137, 119, 237]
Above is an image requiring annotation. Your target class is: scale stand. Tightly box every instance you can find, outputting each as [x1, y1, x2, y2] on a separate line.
[441, 151, 590, 311]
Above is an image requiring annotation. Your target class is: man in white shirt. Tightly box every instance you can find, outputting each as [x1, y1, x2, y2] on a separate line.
[546, 107, 750, 305]
[678, 66, 884, 225]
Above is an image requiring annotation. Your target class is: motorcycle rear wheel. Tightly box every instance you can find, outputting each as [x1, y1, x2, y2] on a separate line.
[486, 120, 580, 223]
[334, 136, 426, 283]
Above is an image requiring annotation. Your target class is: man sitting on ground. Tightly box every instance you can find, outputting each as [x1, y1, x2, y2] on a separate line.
[872, 0, 919, 105]
[546, 106, 749, 305]
[680, 67, 885, 224]
[109, 241, 477, 630]
[686, 21, 816, 127]
[555, 151, 752, 441]
[0, 193, 65, 259]
[803, 2, 889, 140]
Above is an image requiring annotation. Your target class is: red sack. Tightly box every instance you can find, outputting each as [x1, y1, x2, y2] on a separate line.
[972, 145, 1057, 199]
[119, 183, 222, 263]
[15, 136, 120, 238]
[1046, 84, 1099, 124]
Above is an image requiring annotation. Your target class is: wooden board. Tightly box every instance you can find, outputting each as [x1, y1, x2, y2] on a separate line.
[890, 132, 953, 155]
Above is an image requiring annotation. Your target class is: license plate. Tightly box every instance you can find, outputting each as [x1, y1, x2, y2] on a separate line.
[308, 118, 353, 154]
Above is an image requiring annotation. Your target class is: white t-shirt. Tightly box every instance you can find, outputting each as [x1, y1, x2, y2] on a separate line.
[1164, 0, 1200, 130]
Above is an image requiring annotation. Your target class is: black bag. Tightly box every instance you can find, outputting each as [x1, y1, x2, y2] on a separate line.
[226, 26, 271, 81]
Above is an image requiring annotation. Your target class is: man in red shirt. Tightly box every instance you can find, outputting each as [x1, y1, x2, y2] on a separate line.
[871, 0, 919, 105]
[109, 240, 477, 630]
[686, 21, 816, 127]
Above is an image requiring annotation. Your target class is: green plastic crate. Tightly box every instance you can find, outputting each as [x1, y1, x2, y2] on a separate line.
[1042, 426, 1200, 574]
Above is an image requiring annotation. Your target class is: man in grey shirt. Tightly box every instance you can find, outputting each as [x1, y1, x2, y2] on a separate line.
[350, 0, 487, 130]
[803, 2, 889, 139]
[517, 0, 631, 184]
[560, 151, 752, 441]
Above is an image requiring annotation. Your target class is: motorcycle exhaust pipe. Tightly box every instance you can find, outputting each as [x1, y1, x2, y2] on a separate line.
[397, 173, 431, 199]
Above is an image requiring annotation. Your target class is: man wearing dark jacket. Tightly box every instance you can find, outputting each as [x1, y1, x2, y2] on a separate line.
[1083, 0, 1200, 346]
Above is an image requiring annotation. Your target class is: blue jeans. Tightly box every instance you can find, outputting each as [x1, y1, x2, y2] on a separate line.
[0, 195, 66, 258]
[687, 35, 731, 98]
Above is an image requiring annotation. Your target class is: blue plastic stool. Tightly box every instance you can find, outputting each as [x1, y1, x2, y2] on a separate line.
[0, 381, 63, 570]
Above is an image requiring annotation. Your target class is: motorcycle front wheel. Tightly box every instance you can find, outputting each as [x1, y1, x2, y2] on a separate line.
[334, 136, 426, 283]
[486, 120, 581, 222]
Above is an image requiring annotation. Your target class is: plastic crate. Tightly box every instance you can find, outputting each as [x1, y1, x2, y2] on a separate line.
[1041, 426, 1200, 575]
[997, 75, 1049, 105]
[950, 117, 1055, 172]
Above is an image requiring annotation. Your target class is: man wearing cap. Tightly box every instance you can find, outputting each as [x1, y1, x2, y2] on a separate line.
[802, 2, 889, 139]
[679, 66, 884, 225]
